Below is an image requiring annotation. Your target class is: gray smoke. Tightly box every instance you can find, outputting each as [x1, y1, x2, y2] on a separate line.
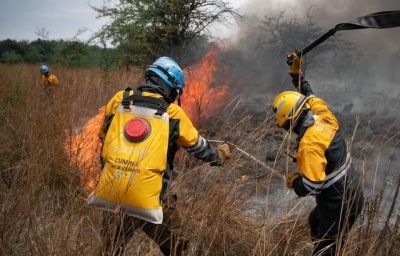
[241, 0, 400, 52]
[220, 0, 400, 209]
[222, 0, 400, 118]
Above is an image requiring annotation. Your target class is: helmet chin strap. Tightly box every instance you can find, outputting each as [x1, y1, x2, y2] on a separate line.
[146, 75, 183, 106]
[290, 111, 304, 134]
[166, 87, 182, 106]
[176, 89, 181, 107]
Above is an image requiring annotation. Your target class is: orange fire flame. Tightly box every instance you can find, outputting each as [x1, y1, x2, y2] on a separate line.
[66, 48, 229, 191]
[65, 107, 104, 191]
[182, 48, 229, 125]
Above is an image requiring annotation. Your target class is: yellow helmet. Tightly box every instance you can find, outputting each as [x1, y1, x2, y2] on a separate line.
[272, 91, 309, 129]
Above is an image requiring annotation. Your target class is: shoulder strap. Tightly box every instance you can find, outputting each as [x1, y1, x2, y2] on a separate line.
[122, 87, 133, 108]
[122, 87, 170, 115]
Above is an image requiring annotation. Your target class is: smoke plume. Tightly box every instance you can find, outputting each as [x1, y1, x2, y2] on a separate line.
[222, 0, 400, 118]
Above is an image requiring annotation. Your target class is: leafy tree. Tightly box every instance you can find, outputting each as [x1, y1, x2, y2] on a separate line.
[91, 0, 240, 68]
[59, 41, 87, 67]
[0, 39, 27, 60]
[0, 38, 119, 68]
[1, 51, 23, 63]
[24, 46, 44, 63]
[30, 39, 56, 57]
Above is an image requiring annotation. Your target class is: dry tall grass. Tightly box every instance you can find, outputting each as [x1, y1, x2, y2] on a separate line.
[0, 63, 398, 255]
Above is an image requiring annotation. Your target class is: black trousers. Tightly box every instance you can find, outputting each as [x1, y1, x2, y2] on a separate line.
[308, 196, 362, 256]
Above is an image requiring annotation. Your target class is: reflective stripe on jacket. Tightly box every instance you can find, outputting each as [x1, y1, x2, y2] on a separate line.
[291, 78, 363, 220]
[293, 96, 349, 196]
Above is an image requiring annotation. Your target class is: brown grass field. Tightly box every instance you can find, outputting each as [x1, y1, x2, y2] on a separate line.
[0, 63, 399, 255]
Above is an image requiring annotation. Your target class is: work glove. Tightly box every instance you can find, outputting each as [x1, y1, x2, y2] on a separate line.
[286, 49, 303, 75]
[211, 143, 231, 166]
[286, 172, 300, 189]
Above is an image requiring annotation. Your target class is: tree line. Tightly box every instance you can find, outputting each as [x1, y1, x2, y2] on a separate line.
[0, 39, 119, 69]
[0, 0, 239, 70]
[1, 1, 359, 78]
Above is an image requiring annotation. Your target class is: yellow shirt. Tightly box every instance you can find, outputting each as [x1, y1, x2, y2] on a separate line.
[41, 74, 59, 88]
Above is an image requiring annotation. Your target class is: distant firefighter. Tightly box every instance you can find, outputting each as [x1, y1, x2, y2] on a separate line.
[40, 65, 59, 90]
[272, 51, 364, 256]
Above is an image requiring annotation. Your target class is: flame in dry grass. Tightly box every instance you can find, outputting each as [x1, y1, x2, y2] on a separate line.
[182, 48, 229, 125]
[65, 48, 229, 190]
[65, 107, 104, 191]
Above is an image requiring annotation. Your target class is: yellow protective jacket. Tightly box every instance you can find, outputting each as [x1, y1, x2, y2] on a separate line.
[98, 85, 218, 163]
[296, 96, 342, 189]
[89, 85, 218, 223]
[41, 74, 59, 88]
[291, 78, 363, 220]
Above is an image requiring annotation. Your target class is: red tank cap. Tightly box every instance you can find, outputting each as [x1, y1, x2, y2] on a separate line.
[124, 118, 150, 142]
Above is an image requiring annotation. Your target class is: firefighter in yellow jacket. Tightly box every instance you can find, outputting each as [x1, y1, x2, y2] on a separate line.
[272, 52, 364, 256]
[88, 56, 231, 256]
[40, 65, 59, 90]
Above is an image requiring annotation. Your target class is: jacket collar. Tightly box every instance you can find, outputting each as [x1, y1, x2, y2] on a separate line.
[296, 111, 317, 142]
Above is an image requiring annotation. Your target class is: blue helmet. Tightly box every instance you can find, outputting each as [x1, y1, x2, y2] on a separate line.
[40, 65, 49, 74]
[145, 57, 185, 89]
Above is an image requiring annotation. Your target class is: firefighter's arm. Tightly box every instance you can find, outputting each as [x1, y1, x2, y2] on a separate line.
[286, 51, 314, 97]
[49, 75, 59, 86]
[292, 146, 327, 196]
[291, 76, 314, 97]
[307, 97, 339, 126]
[171, 105, 219, 163]
[290, 174, 311, 197]
[287, 49, 338, 125]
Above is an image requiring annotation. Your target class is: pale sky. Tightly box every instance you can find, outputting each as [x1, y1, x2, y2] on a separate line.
[1, 0, 399, 53]
[0, 0, 248, 42]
